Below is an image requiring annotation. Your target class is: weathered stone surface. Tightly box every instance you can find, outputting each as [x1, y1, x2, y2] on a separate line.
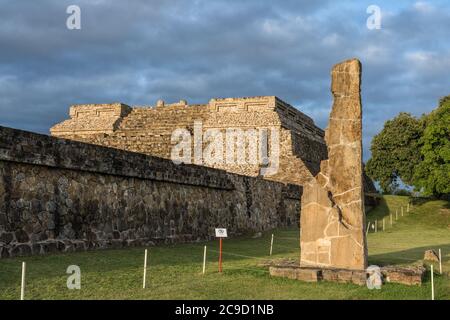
[381, 265, 425, 286]
[269, 266, 321, 282]
[321, 268, 367, 286]
[269, 265, 367, 286]
[300, 59, 368, 271]
[0, 245, 10, 258]
[269, 262, 425, 286]
[424, 249, 440, 262]
[0, 232, 14, 244]
[0, 125, 300, 259]
[15, 230, 29, 243]
[50, 97, 327, 186]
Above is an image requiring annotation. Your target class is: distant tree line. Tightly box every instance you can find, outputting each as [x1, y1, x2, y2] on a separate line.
[366, 95, 450, 198]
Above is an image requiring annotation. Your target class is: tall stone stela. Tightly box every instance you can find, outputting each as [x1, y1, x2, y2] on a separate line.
[300, 59, 368, 271]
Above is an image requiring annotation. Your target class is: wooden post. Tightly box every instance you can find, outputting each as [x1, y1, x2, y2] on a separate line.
[390, 214, 393, 227]
[20, 262, 26, 301]
[383, 218, 385, 231]
[431, 265, 435, 300]
[366, 222, 370, 235]
[401, 206, 404, 217]
[270, 234, 274, 256]
[439, 249, 442, 275]
[142, 249, 148, 289]
[407, 203, 410, 213]
[202, 246, 207, 275]
[219, 238, 223, 273]
[375, 220, 378, 233]
[396, 209, 398, 220]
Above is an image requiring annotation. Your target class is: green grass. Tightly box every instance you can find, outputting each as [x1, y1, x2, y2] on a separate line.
[0, 195, 449, 300]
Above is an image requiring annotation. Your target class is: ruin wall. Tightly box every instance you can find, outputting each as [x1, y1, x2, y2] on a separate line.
[50, 96, 328, 186]
[0, 126, 300, 258]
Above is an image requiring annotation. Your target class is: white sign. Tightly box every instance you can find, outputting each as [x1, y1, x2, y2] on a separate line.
[215, 228, 227, 238]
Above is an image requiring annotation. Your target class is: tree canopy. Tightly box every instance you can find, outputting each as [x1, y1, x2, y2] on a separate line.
[366, 95, 450, 197]
[366, 112, 424, 193]
[413, 97, 450, 197]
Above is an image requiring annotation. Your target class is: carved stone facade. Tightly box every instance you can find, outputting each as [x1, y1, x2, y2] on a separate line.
[51, 96, 328, 186]
[300, 59, 368, 271]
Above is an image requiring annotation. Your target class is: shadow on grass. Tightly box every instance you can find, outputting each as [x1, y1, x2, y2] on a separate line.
[369, 243, 450, 266]
[0, 232, 301, 290]
[0, 229, 300, 275]
[366, 196, 390, 219]
[444, 201, 450, 210]
[411, 196, 434, 206]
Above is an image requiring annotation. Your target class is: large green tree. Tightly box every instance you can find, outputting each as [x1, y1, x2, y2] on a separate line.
[413, 96, 450, 197]
[365, 112, 424, 193]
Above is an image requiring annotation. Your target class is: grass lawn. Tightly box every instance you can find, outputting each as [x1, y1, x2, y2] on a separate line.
[0, 195, 449, 300]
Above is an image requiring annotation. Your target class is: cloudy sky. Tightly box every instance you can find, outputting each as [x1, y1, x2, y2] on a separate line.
[0, 0, 449, 160]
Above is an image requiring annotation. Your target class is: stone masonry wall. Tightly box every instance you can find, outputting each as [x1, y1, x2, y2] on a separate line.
[0, 126, 300, 258]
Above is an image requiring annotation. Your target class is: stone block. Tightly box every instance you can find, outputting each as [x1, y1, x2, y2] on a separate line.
[270, 265, 368, 285]
[424, 249, 440, 262]
[0, 245, 9, 258]
[381, 265, 425, 286]
[270, 266, 321, 282]
[301, 59, 367, 271]
[15, 229, 29, 243]
[0, 232, 14, 244]
[295, 268, 321, 282]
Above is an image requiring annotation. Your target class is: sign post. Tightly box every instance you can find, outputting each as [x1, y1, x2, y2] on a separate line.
[215, 228, 227, 273]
